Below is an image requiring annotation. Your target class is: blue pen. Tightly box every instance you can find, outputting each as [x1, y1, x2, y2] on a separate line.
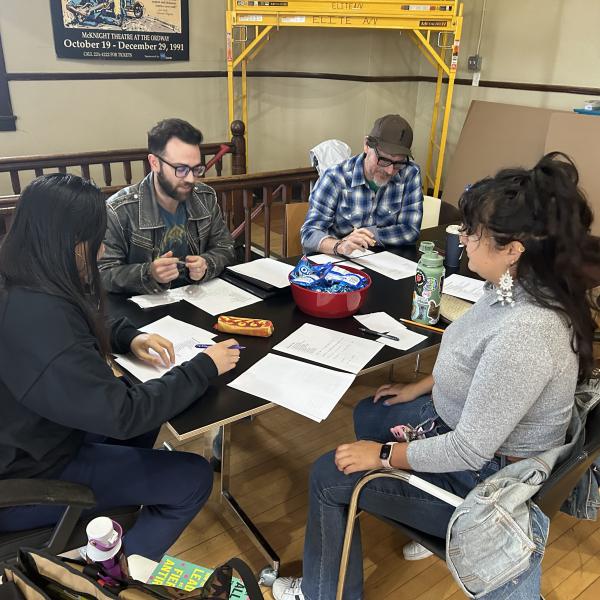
[195, 343, 246, 350]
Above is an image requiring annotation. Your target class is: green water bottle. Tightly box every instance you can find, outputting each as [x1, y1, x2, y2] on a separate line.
[411, 242, 445, 325]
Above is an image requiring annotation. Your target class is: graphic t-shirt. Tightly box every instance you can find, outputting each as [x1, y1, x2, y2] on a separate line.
[158, 202, 189, 287]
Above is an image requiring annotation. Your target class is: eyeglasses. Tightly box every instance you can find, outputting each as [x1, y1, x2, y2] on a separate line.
[156, 155, 206, 178]
[458, 227, 483, 243]
[372, 146, 409, 170]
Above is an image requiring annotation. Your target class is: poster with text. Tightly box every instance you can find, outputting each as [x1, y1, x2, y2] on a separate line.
[50, 0, 189, 61]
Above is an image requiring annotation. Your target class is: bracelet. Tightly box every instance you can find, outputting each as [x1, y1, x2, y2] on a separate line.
[333, 240, 343, 256]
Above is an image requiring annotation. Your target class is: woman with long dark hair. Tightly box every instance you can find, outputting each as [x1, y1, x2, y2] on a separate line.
[0, 174, 240, 560]
[273, 152, 600, 600]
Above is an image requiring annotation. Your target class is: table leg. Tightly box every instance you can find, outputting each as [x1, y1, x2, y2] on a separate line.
[219, 422, 280, 584]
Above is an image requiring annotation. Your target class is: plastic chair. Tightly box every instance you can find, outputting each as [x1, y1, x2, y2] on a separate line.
[336, 400, 600, 600]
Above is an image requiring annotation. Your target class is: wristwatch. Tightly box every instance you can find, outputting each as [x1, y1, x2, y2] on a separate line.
[333, 240, 343, 256]
[379, 442, 397, 469]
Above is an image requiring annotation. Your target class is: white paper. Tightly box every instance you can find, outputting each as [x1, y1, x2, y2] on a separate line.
[308, 254, 365, 270]
[354, 312, 427, 351]
[227, 258, 294, 288]
[273, 323, 382, 374]
[115, 338, 205, 383]
[113, 316, 216, 383]
[129, 289, 184, 309]
[182, 278, 261, 316]
[351, 252, 418, 280]
[137, 315, 216, 343]
[228, 353, 355, 422]
[443, 274, 484, 303]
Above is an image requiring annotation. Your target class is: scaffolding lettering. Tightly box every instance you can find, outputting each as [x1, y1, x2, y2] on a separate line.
[312, 15, 352, 25]
[331, 2, 364, 9]
[363, 17, 378, 25]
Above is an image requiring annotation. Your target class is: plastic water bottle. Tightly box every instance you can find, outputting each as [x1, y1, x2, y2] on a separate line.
[85, 517, 126, 581]
[411, 241, 445, 325]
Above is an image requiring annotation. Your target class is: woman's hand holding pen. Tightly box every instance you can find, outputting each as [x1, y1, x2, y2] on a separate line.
[203, 339, 241, 375]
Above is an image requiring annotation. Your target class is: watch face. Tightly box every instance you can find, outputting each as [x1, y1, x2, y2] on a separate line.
[379, 444, 391, 460]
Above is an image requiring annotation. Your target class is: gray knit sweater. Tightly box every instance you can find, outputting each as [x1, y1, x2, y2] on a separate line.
[406, 283, 578, 473]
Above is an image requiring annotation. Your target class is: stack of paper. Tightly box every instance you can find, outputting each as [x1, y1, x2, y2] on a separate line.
[114, 316, 216, 383]
[351, 252, 418, 280]
[229, 353, 355, 422]
[308, 254, 366, 270]
[129, 288, 186, 309]
[354, 312, 426, 350]
[272, 323, 382, 374]
[443, 274, 485, 303]
[227, 258, 294, 288]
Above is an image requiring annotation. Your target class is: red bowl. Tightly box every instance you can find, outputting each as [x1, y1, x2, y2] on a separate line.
[289, 265, 372, 319]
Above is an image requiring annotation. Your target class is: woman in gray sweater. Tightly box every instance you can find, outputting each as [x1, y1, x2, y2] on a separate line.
[274, 152, 600, 600]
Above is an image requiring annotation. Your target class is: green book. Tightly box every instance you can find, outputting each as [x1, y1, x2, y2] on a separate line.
[148, 555, 248, 600]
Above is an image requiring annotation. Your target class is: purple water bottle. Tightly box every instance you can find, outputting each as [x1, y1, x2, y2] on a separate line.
[85, 517, 126, 581]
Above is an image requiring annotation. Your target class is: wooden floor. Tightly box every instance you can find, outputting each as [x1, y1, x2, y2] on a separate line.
[157, 354, 600, 599]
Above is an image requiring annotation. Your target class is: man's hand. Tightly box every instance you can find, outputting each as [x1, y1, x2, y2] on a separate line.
[185, 255, 208, 281]
[334, 440, 382, 475]
[150, 251, 179, 284]
[130, 333, 175, 368]
[337, 228, 376, 255]
[373, 382, 420, 405]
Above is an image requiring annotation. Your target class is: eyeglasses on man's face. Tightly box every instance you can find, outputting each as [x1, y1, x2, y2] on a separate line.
[372, 146, 409, 170]
[156, 155, 206, 178]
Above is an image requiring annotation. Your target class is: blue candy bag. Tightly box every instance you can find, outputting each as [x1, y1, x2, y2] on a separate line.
[290, 256, 368, 293]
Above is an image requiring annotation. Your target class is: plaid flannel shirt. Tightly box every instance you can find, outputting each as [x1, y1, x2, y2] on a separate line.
[301, 153, 423, 252]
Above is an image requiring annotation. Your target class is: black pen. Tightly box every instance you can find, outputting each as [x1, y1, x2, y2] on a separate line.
[358, 327, 400, 342]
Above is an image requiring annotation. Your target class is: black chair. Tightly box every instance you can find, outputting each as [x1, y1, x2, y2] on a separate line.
[0, 479, 140, 563]
[336, 401, 600, 599]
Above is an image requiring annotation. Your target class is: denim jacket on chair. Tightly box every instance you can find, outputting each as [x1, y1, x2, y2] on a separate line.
[445, 406, 582, 597]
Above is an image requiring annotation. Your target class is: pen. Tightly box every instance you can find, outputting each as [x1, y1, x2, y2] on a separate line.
[195, 343, 246, 350]
[358, 327, 400, 342]
[399, 319, 445, 334]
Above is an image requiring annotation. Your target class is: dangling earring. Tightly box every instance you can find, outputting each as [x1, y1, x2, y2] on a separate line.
[496, 268, 515, 306]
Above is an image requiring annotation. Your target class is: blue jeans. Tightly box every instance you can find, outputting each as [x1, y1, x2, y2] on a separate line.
[0, 430, 213, 561]
[301, 395, 543, 600]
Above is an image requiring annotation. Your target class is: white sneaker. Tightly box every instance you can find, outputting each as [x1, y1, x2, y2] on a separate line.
[272, 576, 305, 600]
[402, 541, 434, 561]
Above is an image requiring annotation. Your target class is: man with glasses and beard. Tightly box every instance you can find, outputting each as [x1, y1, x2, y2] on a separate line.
[100, 119, 235, 295]
[300, 114, 423, 256]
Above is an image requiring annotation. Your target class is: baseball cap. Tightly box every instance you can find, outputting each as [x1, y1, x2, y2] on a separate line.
[368, 114, 413, 157]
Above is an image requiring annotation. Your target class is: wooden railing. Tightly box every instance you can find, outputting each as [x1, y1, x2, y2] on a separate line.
[0, 119, 246, 196]
[0, 159, 318, 261]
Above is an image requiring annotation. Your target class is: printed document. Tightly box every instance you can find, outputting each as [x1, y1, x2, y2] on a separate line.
[442, 274, 485, 303]
[273, 323, 382, 374]
[308, 254, 365, 270]
[351, 252, 418, 280]
[182, 278, 261, 315]
[227, 258, 294, 288]
[228, 353, 355, 422]
[113, 316, 216, 383]
[354, 312, 426, 351]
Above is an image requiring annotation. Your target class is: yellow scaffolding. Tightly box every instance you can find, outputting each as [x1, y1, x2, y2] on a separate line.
[226, 1, 463, 196]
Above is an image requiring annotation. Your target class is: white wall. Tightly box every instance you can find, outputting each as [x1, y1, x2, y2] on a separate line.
[1, 0, 599, 193]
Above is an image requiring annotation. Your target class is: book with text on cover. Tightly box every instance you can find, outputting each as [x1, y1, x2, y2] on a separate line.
[148, 555, 248, 600]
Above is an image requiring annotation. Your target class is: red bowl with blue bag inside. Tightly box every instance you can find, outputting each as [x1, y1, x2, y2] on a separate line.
[288, 257, 372, 318]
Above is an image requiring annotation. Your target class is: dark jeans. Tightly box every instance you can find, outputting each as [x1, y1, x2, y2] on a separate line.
[301, 395, 541, 600]
[0, 430, 213, 561]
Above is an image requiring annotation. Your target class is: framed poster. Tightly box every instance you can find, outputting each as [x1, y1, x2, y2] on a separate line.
[49, 0, 189, 61]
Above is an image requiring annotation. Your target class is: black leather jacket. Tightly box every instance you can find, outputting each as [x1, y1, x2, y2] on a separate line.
[99, 173, 235, 294]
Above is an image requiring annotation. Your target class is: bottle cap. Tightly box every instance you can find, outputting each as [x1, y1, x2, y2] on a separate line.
[421, 250, 444, 268]
[419, 241, 435, 254]
[85, 517, 123, 562]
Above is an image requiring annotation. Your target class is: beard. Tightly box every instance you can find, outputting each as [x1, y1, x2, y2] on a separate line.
[156, 169, 194, 203]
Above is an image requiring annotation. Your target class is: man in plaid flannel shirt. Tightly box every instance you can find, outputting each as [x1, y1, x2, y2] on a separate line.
[301, 114, 423, 256]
